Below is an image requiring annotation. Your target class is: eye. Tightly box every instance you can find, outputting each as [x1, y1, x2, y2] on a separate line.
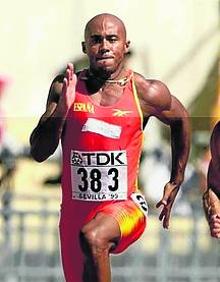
[108, 37, 117, 43]
[90, 36, 102, 44]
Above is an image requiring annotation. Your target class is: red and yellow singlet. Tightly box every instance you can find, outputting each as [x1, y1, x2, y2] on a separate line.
[59, 70, 147, 281]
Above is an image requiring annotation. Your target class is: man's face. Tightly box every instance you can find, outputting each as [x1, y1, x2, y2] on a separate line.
[82, 16, 129, 77]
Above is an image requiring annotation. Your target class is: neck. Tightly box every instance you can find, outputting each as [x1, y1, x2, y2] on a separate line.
[90, 62, 126, 79]
[81, 66, 131, 87]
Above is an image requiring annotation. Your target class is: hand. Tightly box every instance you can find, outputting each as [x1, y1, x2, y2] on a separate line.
[156, 182, 180, 229]
[58, 63, 77, 115]
[209, 214, 220, 238]
[207, 189, 220, 238]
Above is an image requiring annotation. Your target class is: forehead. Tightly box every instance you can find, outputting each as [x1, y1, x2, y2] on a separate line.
[85, 16, 126, 39]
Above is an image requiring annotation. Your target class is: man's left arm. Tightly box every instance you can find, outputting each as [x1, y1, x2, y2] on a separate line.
[134, 75, 190, 229]
[155, 95, 190, 229]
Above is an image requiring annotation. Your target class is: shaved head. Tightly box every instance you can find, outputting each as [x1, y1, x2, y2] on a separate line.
[84, 13, 127, 40]
[82, 13, 130, 78]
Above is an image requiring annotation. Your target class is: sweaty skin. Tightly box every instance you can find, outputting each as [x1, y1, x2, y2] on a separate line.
[203, 121, 220, 238]
[30, 13, 190, 282]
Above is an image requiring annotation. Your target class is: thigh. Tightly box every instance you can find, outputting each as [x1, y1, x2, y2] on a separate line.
[84, 196, 147, 254]
[82, 212, 121, 248]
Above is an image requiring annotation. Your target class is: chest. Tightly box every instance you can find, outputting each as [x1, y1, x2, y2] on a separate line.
[88, 85, 125, 107]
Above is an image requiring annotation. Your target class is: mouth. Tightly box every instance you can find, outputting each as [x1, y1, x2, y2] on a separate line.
[96, 56, 114, 61]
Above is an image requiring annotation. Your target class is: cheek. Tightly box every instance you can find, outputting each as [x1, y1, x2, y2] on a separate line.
[87, 49, 97, 62]
[114, 49, 125, 62]
[87, 43, 99, 54]
[113, 43, 126, 57]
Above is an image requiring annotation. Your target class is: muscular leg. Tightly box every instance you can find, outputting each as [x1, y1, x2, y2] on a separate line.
[80, 212, 121, 282]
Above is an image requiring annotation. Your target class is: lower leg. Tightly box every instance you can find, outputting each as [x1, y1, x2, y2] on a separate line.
[82, 241, 112, 282]
[94, 247, 111, 282]
[83, 258, 98, 282]
[80, 213, 120, 282]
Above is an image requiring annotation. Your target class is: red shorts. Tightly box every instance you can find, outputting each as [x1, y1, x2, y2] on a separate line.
[84, 195, 147, 253]
[59, 193, 147, 281]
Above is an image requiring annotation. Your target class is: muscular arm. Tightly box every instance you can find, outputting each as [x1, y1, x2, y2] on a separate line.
[134, 73, 190, 228]
[207, 121, 220, 195]
[30, 64, 76, 162]
[155, 95, 190, 185]
[203, 122, 220, 238]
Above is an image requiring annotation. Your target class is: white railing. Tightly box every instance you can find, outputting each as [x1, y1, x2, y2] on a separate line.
[0, 194, 220, 282]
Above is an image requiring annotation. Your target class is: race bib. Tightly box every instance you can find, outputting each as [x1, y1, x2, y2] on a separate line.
[130, 192, 148, 216]
[70, 150, 128, 201]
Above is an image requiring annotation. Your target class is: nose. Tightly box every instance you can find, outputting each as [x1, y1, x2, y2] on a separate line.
[99, 39, 110, 54]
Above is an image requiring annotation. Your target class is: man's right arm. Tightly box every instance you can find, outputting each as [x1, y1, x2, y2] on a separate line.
[30, 63, 76, 162]
[203, 121, 220, 238]
[207, 121, 220, 193]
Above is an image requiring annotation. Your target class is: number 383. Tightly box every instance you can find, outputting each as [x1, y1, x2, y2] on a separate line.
[77, 167, 119, 192]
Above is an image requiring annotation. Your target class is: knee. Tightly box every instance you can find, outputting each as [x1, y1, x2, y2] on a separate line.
[80, 226, 109, 257]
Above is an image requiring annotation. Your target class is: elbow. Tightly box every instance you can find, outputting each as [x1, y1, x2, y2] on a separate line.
[30, 149, 47, 163]
[32, 156, 46, 163]
[29, 132, 59, 162]
[30, 146, 50, 163]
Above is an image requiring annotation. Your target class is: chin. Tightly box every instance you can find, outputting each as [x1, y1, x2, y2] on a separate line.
[94, 66, 115, 78]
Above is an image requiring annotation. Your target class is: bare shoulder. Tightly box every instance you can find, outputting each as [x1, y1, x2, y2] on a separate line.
[133, 72, 172, 116]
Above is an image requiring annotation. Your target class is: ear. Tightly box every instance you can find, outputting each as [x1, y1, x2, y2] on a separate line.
[81, 42, 87, 54]
[125, 40, 130, 54]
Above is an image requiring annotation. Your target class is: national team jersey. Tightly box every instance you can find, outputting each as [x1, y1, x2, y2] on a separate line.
[61, 70, 144, 204]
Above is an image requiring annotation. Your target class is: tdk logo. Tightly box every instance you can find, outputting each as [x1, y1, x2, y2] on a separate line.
[71, 150, 127, 166]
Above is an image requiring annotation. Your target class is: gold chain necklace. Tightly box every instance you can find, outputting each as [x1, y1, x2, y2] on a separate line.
[80, 70, 132, 86]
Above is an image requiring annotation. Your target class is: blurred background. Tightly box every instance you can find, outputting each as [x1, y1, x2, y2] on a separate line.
[0, 0, 220, 281]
